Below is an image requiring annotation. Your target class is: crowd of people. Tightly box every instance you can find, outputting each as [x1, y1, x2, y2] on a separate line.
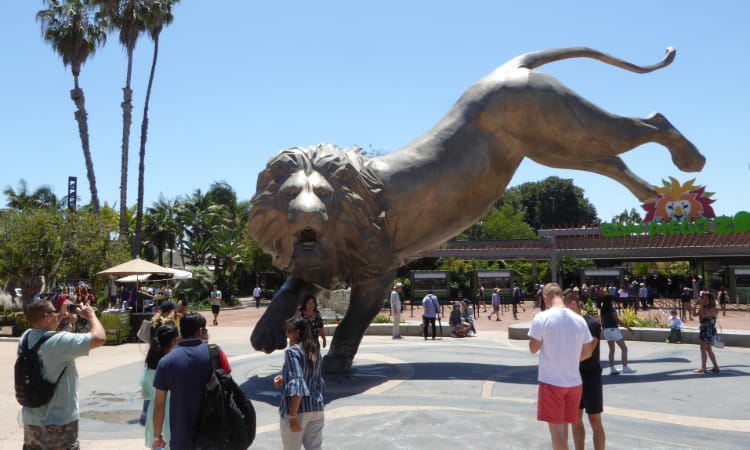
[17, 277, 729, 449]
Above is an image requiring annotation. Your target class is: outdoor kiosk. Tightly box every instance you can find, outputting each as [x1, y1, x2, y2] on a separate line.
[729, 267, 750, 304]
[409, 270, 450, 310]
[582, 268, 624, 291]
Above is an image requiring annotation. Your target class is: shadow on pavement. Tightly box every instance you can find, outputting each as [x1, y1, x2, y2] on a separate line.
[242, 357, 750, 408]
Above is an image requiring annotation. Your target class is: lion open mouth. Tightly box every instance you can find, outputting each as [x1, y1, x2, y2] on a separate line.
[298, 228, 318, 249]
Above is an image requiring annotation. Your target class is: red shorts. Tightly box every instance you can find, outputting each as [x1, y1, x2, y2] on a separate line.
[537, 382, 582, 424]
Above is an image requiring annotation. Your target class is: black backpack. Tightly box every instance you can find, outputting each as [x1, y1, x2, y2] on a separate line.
[15, 332, 67, 408]
[194, 344, 256, 450]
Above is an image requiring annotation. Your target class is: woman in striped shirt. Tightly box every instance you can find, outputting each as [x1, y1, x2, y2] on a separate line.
[274, 317, 325, 449]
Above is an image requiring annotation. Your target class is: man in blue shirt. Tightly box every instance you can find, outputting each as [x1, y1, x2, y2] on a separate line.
[151, 312, 231, 449]
[422, 291, 440, 340]
[20, 299, 106, 449]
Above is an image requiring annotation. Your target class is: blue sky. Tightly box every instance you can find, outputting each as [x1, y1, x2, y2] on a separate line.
[3, 1, 749, 221]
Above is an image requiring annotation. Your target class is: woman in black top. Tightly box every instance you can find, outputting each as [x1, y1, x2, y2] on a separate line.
[294, 295, 326, 348]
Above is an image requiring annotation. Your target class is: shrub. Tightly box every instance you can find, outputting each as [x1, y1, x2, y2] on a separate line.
[189, 299, 212, 310]
[13, 313, 30, 336]
[372, 314, 392, 324]
[581, 299, 599, 317]
[619, 307, 667, 328]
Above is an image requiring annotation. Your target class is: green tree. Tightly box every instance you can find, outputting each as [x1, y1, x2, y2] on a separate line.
[457, 204, 536, 240]
[501, 176, 599, 231]
[611, 208, 643, 223]
[37, 0, 106, 213]
[0, 207, 128, 305]
[482, 204, 536, 240]
[557, 256, 595, 289]
[133, 0, 179, 257]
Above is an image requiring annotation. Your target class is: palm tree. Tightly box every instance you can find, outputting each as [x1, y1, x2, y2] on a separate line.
[4, 179, 62, 212]
[143, 195, 178, 266]
[133, 0, 178, 257]
[95, 0, 149, 241]
[37, 0, 106, 214]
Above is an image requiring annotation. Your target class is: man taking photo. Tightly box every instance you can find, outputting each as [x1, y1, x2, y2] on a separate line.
[19, 299, 106, 449]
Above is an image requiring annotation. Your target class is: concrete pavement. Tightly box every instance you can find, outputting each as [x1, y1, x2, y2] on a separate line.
[1, 318, 749, 449]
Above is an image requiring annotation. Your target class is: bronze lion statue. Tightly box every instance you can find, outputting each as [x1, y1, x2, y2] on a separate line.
[249, 47, 706, 373]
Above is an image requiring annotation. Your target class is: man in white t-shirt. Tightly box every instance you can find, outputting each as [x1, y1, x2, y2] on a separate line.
[528, 283, 594, 450]
[391, 283, 403, 339]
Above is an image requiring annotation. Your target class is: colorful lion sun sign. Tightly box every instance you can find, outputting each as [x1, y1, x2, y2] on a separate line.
[642, 177, 716, 222]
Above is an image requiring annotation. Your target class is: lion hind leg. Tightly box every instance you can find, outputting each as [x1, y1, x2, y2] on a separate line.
[522, 105, 704, 201]
[643, 112, 705, 172]
[324, 272, 394, 374]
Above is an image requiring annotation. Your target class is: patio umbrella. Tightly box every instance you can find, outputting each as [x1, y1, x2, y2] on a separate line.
[116, 268, 192, 283]
[97, 257, 174, 277]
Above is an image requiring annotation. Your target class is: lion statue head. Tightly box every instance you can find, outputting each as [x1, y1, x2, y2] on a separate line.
[248, 143, 391, 288]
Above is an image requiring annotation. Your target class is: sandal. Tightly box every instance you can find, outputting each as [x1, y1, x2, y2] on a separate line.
[711, 367, 721, 373]
[692, 368, 706, 373]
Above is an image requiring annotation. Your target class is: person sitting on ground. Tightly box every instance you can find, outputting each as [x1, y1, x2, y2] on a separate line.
[461, 300, 477, 336]
[449, 302, 470, 338]
[667, 310, 683, 344]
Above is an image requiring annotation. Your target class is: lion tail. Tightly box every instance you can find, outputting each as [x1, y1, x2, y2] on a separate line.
[509, 46, 675, 74]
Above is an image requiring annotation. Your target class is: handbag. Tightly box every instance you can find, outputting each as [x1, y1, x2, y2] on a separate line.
[713, 327, 725, 348]
[137, 319, 152, 343]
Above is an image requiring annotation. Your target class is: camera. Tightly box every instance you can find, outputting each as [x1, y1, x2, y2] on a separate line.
[68, 303, 81, 313]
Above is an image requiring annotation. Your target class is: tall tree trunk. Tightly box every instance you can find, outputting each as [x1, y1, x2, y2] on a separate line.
[119, 46, 135, 240]
[70, 81, 100, 214]
[134, 34, 160, 257]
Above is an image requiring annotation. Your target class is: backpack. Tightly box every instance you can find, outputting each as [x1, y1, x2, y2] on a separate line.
[15, 332, 67, 408]
[194, 344, 256, 450]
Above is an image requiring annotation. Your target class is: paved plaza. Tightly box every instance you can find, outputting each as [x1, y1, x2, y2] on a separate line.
[1, 308, 748, 449]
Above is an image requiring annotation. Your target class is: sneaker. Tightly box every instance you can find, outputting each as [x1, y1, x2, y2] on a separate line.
[610, 367, 621, 375]
[621, 366, 636, 374]
[392, 335, 402, 340]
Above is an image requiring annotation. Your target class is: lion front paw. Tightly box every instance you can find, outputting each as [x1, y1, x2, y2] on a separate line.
[250, 318, 287, 353]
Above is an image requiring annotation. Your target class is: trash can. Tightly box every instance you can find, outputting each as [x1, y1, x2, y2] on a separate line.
[101, 311, 131, 345]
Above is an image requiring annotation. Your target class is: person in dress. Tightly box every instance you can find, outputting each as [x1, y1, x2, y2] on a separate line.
[274, 317, 325, 449]
[693, 293, 720, 373]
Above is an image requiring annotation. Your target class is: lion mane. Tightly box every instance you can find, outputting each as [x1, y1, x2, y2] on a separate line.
[248, 143, 391, 287]
[642, 177, 716, 222]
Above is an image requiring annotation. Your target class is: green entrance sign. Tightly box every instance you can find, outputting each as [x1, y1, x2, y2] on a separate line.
[601, 211, 750, 238]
